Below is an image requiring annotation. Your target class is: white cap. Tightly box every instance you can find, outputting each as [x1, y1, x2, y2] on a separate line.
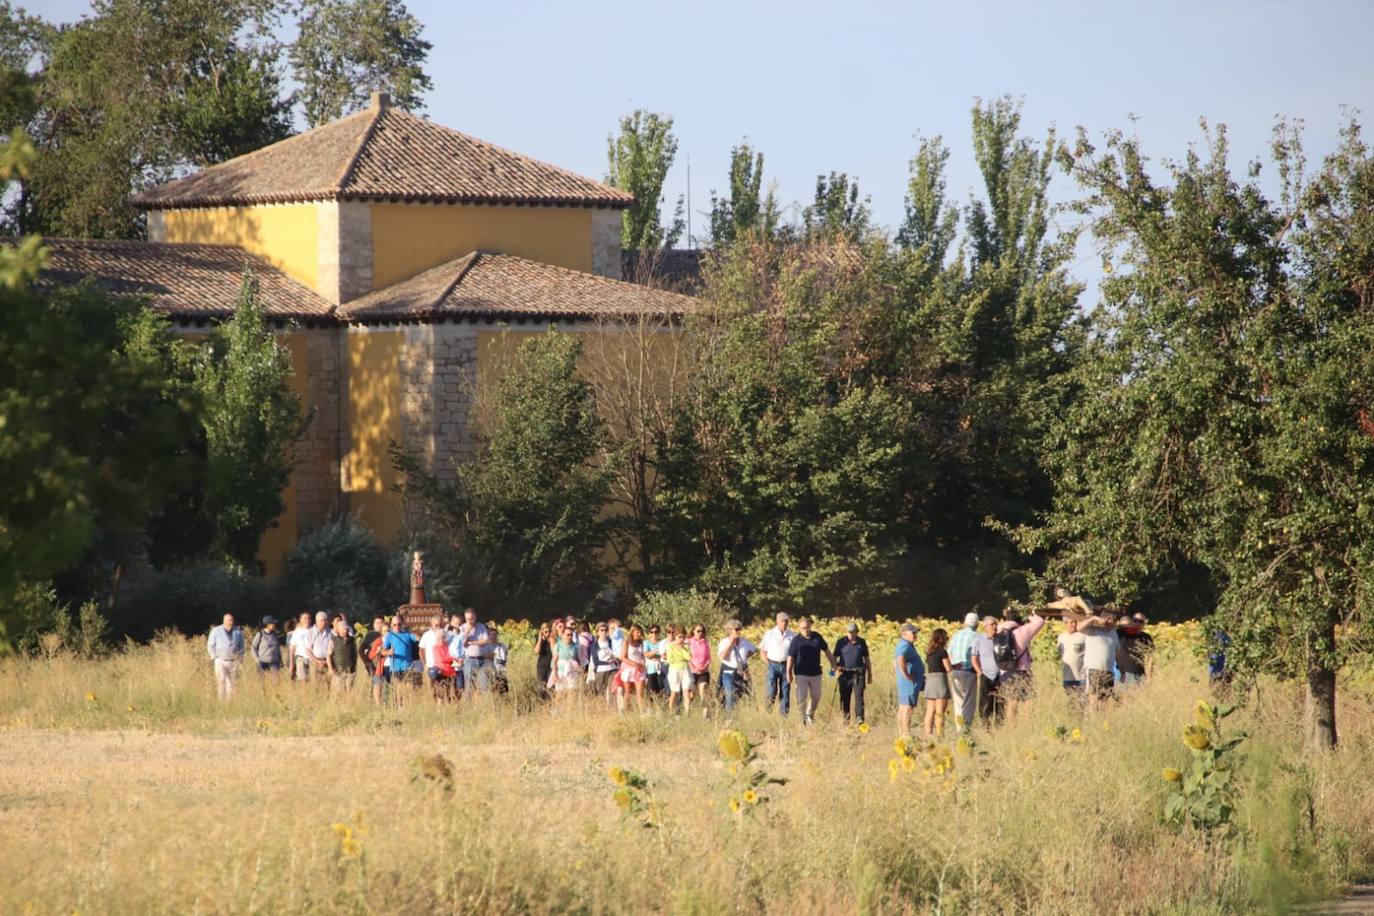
[963, 612, 979, 628]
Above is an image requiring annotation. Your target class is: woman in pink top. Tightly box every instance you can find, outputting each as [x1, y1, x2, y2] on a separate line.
[617, 624, 649, 714]
[688, 624, 712, 719]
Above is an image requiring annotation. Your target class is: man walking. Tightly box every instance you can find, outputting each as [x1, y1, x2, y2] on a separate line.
[833, 623, 871, 726]
[786, 616, 835, 725]
[309, 611, 333, 682]
[971, 616, 1003, 726]
[288, 612, 313, 681]
[328, 614, 358, 691]
[947, 612, 979, 732]
[716, 619, 756, 714]
[760, 612, 795, 715]
[456, 608, 493, 695]
[251, 615, 282, 674]
[207, 613, 244, 701]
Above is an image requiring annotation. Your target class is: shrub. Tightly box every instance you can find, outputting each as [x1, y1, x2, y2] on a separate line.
[276, 516, 392, 620]
[110, 562, 274, 640]
[631, 589, 733, 634]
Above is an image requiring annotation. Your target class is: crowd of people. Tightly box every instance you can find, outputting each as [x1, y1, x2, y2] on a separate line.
[204, 594, 1159, 735]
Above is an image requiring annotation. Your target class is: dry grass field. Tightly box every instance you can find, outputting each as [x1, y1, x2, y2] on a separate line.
[1, 630, 1371, 915]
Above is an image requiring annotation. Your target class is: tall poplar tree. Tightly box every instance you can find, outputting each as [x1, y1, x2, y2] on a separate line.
[606, 110, 685, 252]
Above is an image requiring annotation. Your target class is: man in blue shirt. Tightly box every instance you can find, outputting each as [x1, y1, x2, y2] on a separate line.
[947, 612, 980, 732]
[894, 623, 925, 737]
[206, 613, 244, 701]
[970, 615, 1004, 727]
[384, 615, 421, 692]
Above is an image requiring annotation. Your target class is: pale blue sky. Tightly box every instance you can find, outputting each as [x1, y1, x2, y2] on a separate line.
[30, 0, 1374, 272]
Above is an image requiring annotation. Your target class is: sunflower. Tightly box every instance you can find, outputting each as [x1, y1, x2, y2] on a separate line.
[888, 758, 900, 777]
[1183, 725, 1212, 751]
[718, 730, 750, 762]
[857, 723, 870, 735]
[728, 797, 742, 814]
[1070, 727, 1084, 744]
[1162, 767, 1183, 783]
[742, 789, 759, 805]
[955, 737, 972, 757]
[84, 692, 96, 703]
[608, 766, 628, 786]
[613, 788, 633, 811]
[901, 756, 917, 773]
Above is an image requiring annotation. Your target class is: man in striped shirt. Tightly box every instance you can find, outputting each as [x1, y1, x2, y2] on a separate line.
[947, 612, 980, 732]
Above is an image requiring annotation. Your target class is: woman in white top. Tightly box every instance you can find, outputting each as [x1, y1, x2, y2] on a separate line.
[1056, 617, 1087, 697]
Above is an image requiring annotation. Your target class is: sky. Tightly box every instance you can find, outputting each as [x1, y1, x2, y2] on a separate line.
[28, 0, 1374, 283]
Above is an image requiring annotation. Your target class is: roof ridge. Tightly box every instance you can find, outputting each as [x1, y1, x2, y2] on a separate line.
[436, 250, 482, 307]
[334, 104, 386, 192]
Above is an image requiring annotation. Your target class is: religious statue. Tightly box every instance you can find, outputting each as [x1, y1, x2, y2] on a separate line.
[411, 551, 424, 589]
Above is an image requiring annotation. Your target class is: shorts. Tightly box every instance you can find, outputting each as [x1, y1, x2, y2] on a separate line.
[691, 670, 710, 686]
[925, 672, 950, 700]
[371, 669, 390, 685]
[1087, 669, 1114, 700]
[898, 685, 920, 707]
[667, 667, 693, 694]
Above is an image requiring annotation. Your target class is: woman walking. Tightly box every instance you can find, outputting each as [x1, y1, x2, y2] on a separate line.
[551, 626, 582, 710]
[591, 623, 619, 705]
[617, 624, 649, 713]
[665, 626, 693, 715]
[688, 624, 713, 719]
[923, 628, 953, 738]
[534, 621, 555, 700]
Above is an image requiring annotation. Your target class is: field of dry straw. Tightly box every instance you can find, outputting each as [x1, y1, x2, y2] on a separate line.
[0, 621, 1371, 915]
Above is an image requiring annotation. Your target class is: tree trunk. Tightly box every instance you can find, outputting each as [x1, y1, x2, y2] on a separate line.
[1304, 622, 1338, 750]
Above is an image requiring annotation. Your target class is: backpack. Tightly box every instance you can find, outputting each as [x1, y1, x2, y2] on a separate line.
[992, 629, 1021, 672]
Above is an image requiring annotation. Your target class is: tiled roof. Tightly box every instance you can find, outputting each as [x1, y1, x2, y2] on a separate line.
[132, 95, 632, 210]
[39, 238, 335, 320]
[340, 251, 694, 322]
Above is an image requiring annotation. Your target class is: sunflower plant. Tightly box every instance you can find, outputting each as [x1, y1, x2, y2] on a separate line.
[717, 730, 785, 820]
[607, 766, 662, 830]
[1162, 700, 1246, 836]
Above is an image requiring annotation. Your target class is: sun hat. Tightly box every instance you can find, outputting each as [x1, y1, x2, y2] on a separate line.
[963, 612, 978, 628]
[261, 615, 277, 626]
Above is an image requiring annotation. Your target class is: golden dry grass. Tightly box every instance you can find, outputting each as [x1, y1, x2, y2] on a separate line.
[0, 635, 1371, 915]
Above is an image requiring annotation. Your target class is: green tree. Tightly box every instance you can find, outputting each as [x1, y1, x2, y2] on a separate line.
[708, 141, 778, 246]
[194, 273, 306, 570]
[397, 332, 615, 612]
[606, 109, 685, 252]
[896, 134, 958, 270]
[18, 0, 290, 238]
[801, 172, 870, 241]
[290, 0, 432, 127]
[1032, 117, 1374, 749]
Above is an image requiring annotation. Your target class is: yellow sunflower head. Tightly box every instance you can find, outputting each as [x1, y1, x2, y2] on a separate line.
[742, 789, 759, 805]
[718, 730, 750, 762]
[728, 797, 742, 814]
[1162, 767, 1183, 783]
[1183, 725, 1212, 751]
[608, 766, 628, 786]
[901, 756, 917, 772]
[613, 788, 633, 811]
[857, 723, 870, 735]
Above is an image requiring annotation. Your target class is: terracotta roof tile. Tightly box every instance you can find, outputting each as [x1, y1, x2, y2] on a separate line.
[132, 100, 632, 210]
[39, 238, 335, 320]
[340, 251, 694, 322]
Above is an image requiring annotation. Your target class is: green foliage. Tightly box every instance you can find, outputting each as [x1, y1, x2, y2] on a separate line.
[290, 0, 432, 126]
[606, 110, 685, 251]
[607, 765, 662, 830]
[717, 729, 786, 818]
[1032, 115, 1374, 747]
[897, 134, 958, 269]
[397, 332, 614, 614]
[802, 172, 870, 241]
[16, 0, 290, 238]
[1162, 701, 1246, 836]
[277, 516, 392, 619]
[110, 561, 274, 640]
[194, 273, 306, 570]
[708, 141, 778, 246]
[630, 589, 733, 633]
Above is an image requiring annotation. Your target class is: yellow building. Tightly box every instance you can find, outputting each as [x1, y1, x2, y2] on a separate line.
[42, 92, 694, 572]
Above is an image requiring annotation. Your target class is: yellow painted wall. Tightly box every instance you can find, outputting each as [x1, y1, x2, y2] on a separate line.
[257, 332, 313, 576]
[369, 203, 593, 289]
[342, 330, 405, 544]
[163, 204, 321, 292]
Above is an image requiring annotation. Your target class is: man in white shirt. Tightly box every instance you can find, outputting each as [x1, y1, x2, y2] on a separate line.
[1057, 617, 1088, 696]
[760, 612, 795, 716]
[716, 619, 756, 714]
[454, 607, 493, 694]
[206, 613, 244, 700]
[287, 612, 313, 681]
[308, 611, 333, 680]
[1078, 611, 1126, 708]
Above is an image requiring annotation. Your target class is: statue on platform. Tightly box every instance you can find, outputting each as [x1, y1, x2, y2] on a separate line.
[411, 551, 425, 589]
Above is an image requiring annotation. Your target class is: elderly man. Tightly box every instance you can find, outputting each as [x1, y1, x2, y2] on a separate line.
[947, 612, 980, 732]
[833, 622, 872, 726]
[455, 608, 494, 695]
[970, 616, 1003, 726]
[287, 612, 313, 682]
[308, 611, 333, 681]
[894, 623, 925, 737]
[760, 612, 795, 715]
[328, 614, 358, 691]
[786, 616, 836, 725]
[206, 613, 244, 700]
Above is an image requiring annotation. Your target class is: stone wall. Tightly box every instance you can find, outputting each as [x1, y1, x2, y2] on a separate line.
[591, 208, 623, 278]
[399, 323, 479, 482]
[316, 200, 373, 304]
[294, 328, 343, 532]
